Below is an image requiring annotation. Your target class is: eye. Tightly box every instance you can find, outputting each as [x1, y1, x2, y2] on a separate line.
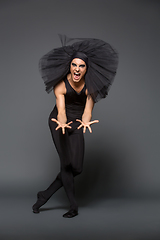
[72, 63, 77, 67]
[79, 64, 86, 68]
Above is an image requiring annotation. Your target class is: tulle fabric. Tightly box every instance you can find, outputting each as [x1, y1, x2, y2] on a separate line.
[39, 34, 119, 102]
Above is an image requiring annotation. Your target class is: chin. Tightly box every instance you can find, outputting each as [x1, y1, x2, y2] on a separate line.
[73, 78, 81, 83]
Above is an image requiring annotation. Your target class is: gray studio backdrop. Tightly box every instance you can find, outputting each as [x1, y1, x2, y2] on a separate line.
[0, 0, 160, 202]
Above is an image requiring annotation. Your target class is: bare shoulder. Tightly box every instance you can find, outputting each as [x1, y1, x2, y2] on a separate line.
[85, 89, 94, 104]
[54, 80, 66, 96]
[85, 88, 88, 96]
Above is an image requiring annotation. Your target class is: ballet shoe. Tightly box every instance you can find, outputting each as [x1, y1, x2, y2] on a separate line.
[32, 191, 47, 214]
[32, 206, 40, 214]
[63, 209, 78, 218]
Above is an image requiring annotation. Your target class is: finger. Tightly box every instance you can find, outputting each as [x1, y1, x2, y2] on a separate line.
[51, 118, 58, 123]
[83, 126, 86, 133]
[77, 124, 83, 129]
[89, 120, 99, 125]
[76, 119, 82, 123]
[55, 126, 60, 131]
[88, 125, 92, 133]
[93, 120, 99, 123]
[68, 121, 73, 125]
[66, 125, 72, 129]
[62, 127, 65, 134]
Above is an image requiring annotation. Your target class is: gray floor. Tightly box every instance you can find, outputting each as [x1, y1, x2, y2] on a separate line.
[1, 195, 160, 240]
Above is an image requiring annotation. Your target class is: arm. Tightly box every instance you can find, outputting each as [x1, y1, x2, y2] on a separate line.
[54, 81, 67, 124]
[51, 81, 72, 134]
[82, 94, 94, 123]
[77, 94, 99, 133]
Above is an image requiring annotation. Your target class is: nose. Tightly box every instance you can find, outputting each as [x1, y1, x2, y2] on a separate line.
[76, 66, 79, 71]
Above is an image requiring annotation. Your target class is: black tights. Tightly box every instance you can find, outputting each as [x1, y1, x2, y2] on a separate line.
[41, 107, 84, 210]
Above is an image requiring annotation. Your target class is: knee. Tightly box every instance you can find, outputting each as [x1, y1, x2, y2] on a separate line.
[61, 164, 72, 173]
[73, 167, 83, 177]
[61, 164, 83, 176]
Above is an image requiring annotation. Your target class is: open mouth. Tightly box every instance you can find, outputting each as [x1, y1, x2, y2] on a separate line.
[74, 72, 81, 80]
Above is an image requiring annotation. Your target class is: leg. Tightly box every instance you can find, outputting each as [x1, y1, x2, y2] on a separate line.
[32, 107, 63, 213]
[62, 128, 84, 218]
[48, 108, 79, 213]
[69, 128, 85, 177]
[32, 172, 62, 213]
[32, 107, 74, 213]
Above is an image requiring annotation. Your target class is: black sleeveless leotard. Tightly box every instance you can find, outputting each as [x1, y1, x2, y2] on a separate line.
[64, 77, 87, 121]
[44, 77, 87, 211]
[49, 77, 87, 129]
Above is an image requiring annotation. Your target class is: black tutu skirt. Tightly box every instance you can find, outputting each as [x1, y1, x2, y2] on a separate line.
[39, 35, 119, 103]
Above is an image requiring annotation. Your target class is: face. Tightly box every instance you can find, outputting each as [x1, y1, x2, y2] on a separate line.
[70, 58, 87, 83]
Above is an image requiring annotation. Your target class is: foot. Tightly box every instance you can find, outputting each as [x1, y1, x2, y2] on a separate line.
[32, 206, 40, 214]
[32, 191, 47, 214]
[63, 209, 78, 218]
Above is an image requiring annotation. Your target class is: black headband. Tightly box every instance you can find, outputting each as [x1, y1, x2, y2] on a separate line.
[71, 52, 88, 67]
